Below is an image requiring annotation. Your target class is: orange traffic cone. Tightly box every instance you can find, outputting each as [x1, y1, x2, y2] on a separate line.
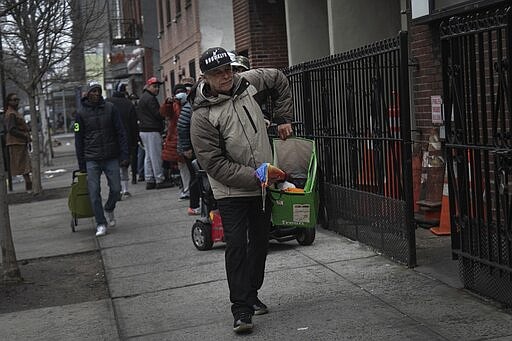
[430, 168, 450, 236]
[357, 140, 376, 192]
[384, 91, 401, 199]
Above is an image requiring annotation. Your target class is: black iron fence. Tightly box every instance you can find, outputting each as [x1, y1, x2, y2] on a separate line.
[441, 6, 512, 306]
[282, 32, 415, 266]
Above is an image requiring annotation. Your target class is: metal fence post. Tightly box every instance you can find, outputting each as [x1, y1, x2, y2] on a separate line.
[399, 31, 416, 267]
[302, 69, 314, 137]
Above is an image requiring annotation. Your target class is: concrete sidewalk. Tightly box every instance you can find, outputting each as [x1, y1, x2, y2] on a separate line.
[2, 134, 512, 340]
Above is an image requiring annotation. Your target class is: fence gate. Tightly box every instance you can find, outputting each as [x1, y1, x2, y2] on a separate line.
[284, 32, 416, 266]
[441, 7, 512, 306]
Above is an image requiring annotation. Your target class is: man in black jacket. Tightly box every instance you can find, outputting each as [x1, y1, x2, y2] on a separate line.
[107, 82, 138, 198]
[74, 82, 129, 237]
[137, 77, 173, 189]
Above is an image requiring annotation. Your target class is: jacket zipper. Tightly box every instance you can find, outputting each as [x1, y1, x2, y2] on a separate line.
[242, 106, 257, 133]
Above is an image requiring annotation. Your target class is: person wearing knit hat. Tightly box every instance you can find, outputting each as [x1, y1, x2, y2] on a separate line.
[87, 81, 102, 94]
[74, 80, 129, 237]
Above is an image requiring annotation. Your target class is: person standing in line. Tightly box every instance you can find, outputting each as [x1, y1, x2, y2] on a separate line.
[190, 47, 293, 333]
[74, 82, 129, 237]
[3, 93, 32, 192]
[176, 84, 200, 215]
[160, 84, 184, 185]
[136, 142, 145, 182]
[128, 93, 143, 184]
[176, 78, 196, 200]
[107, 82, 138, 199]
[137, 76, 173, 189]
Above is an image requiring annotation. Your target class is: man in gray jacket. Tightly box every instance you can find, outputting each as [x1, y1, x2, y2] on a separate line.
[190, 47, 293, 334]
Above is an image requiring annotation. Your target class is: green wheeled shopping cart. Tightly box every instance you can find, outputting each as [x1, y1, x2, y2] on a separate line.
[268, 137, 318, 245]
[68, 170, 94, 232]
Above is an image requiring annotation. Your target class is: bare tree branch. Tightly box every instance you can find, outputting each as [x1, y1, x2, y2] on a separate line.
[0, 0, 109, 283]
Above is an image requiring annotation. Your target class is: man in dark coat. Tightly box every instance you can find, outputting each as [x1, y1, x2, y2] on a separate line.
[137, 76, 173, 189]
[107, 82, 138, 198]
[74, 81, 129, 237]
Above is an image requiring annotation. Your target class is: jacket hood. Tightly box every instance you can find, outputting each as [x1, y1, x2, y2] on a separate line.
[191, 74, 249, 110]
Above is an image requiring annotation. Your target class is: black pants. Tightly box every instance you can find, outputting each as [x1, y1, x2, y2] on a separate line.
[130, 146, 138, 178]
[184, 157, 200, 209]
[217, 196, 271, 317]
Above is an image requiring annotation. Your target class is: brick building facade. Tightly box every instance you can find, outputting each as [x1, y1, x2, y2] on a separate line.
[232, 0, 289, 69]
[410, 23, 443, 144]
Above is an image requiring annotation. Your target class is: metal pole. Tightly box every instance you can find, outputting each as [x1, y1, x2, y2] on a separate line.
[399, 31, 416, 267]
[62, 90, 67, 134]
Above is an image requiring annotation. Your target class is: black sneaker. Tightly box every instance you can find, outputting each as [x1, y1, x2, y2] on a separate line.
[233, 312, 253, 333]
[156, 180, 174, 189]
[146, 182, 156, 190]
[138, 175, 145, 182]
[251, 298, 268, 315]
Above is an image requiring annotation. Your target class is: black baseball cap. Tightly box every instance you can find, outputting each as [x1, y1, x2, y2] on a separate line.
[199, 47, 232, 74]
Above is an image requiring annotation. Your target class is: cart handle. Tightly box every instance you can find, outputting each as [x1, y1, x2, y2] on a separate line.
[71, 170, 87, 184]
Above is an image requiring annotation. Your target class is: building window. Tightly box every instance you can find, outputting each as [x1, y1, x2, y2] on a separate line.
[166, 0, 172, 24]
[158, 0, 164, 32]
[170, 70, 176, 91]
[175, 0, 181, 18]
[188, 59, 196, 81]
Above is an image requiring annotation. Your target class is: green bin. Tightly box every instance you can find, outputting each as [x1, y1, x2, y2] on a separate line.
[269, 137, 319, 228]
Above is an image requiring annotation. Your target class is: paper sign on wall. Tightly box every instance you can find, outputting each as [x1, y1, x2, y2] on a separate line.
[431, 95, 443, 124]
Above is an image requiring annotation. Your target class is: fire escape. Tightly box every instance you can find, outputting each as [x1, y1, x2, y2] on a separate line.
[110, 0, 141, 45]
[107, 0, 142, 80]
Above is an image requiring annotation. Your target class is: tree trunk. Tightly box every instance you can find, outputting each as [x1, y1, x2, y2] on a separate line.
[38, 83, 52, 167]
[0, 133, 22, 284]
[28, 93, 42, 195]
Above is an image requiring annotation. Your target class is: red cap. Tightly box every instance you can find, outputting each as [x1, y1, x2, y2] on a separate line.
[146, 77, 163, 86]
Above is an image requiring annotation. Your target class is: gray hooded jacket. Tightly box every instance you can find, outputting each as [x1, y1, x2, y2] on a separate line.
[190, 68, 293, 200]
